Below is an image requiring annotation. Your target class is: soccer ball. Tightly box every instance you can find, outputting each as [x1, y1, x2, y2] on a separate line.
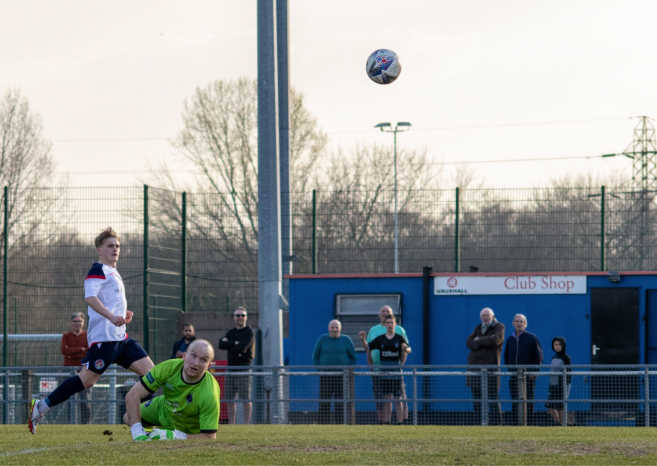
[366, 49, 402, 85]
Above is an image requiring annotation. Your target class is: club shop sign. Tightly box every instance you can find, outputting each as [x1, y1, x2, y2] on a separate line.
[434, 275, 586, 295]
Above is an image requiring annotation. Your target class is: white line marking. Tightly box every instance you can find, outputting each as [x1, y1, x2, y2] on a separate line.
[0, 441, 130, 457]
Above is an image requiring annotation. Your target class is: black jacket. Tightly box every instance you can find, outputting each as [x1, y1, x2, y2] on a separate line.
[503, 331, 543, 367]
[170, 336, 196, 359]
[219, 326, 255, 366]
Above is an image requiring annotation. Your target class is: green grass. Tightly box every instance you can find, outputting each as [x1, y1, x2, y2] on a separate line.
[2, 425, 657, 465]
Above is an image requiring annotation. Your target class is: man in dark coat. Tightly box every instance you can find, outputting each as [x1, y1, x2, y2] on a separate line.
[504, 313, 543, 425]
[170, 324, 196, 359]
[466, 307, 505, 425]
[219, 307, 255, 424]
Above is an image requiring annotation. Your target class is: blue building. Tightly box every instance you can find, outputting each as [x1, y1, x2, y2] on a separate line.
[287, 271, 657, 422]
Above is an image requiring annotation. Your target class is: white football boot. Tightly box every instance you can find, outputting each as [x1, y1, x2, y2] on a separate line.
[28, 399, 45, 435]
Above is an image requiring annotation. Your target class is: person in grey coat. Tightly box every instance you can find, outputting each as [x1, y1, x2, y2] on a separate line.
[466, 307, 505, 425]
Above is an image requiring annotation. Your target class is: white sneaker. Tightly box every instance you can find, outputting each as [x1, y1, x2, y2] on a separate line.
[28, 399, 45, 435]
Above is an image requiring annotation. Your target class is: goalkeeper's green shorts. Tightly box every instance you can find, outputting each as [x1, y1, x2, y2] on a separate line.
[140, 396, 173, 430]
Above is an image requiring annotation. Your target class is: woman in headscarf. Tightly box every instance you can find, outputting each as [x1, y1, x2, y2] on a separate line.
[545, 336, 572, 425]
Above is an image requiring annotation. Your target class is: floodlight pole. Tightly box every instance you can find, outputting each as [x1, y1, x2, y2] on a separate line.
[393, 130, 398, 274]
[375, 122, 411, 273]
[257, 0, 284, 371]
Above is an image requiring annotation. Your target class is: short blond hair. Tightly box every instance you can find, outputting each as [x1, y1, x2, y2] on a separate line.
[95, 227, 120, 248]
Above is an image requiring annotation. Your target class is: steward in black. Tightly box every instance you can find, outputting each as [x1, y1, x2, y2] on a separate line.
[218, 326, 255, 366]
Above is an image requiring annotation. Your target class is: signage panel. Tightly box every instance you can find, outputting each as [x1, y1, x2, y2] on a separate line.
[434, 275, 586, 295]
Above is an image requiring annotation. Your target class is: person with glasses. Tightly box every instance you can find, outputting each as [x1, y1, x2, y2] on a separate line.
[60, 312, 91, 423]
[219, 307, 255, 424]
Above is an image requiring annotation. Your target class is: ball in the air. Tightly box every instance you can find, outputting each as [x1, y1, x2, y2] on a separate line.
[366, 49, 401, 85]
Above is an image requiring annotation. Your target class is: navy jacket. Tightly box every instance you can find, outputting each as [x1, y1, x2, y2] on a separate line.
[503, 331, 543, 367]
[170, 336, 196, 359]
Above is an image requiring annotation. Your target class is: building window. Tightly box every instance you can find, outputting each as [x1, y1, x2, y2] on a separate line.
[335, 294, 402, 351]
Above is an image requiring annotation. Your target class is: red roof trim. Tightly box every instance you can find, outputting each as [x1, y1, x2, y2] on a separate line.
[286, 271, 657, 279]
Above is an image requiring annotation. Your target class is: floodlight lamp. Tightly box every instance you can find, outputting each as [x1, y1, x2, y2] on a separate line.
[374, 122, 392, 131]
[396, 122, 412, 132]
[607, 271, 621, 283]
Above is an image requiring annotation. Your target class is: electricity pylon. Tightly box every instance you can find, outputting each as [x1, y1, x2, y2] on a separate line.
[604, 116, 657, 190]
[602, 117, 657, 270]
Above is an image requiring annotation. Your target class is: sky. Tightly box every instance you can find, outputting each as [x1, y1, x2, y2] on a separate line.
[1, 0, 657, 189]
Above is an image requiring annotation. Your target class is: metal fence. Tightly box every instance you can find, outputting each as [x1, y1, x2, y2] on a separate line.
[1, 185, 657, 366]
[2, 365, 656, 427]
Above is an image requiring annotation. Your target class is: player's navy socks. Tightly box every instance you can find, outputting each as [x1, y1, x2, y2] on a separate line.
[45, 375, 86, 408]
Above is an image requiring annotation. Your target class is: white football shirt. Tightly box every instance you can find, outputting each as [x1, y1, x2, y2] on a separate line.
[83, 262, 128, 345]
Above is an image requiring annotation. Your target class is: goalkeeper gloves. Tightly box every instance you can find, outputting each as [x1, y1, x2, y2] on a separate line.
[151, 428, 188, 440]
[131, 422, 152, 441]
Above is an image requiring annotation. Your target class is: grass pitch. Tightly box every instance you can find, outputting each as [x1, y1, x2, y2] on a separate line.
[1, 424, 656, 465]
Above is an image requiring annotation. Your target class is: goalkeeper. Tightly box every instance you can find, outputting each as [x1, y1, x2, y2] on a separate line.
[124, 339, 220, 441]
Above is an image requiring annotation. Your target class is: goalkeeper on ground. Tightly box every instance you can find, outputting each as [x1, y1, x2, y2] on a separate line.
[124, 339, 220, 441]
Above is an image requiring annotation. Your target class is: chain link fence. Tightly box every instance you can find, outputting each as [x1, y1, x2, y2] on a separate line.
[1, 186, 657, 367]
[2, 365, 655, 427]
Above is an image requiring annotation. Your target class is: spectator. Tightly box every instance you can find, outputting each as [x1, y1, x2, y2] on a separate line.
[465, 307, 505, 425]
[171, 323, 196, 359]
[546, 337, 572, 426]
[219, 307, 255, 425]
[60, 312, 91, 423]
[358, 306, 412, 424]
[503, 314, 543, 425]
[365, 314, 408, 424]
[312, 319, 357, 424]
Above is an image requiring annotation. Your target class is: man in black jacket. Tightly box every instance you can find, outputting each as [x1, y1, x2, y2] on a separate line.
[503, 314, 543, 425]
[170, 324, 196, 359]
[219, 307, 255, 424]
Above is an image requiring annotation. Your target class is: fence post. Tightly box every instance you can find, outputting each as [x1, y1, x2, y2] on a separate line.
[342, 367, 348, 425]
[181, 192, 187, 313]
[412, 367, 418, 426]
[600, 185, 605, 271]
[69, 367, 77, 424]
[349, 367, 355, 425]
[3, 186, 8, 425]
[108, 366, 117, 424]
[517, 369, 527, 426]
[13, 297, 17, 367]
[481, 368, 489, 426]
[312, 190, 317, 274]
[454, 187, 460, 273]
[143, 185, 150, 354]
[20, 369, 31, 425]
[645, 367, 650, 427]
[562, 366, 568, 427]
[271, 366, 281, 424]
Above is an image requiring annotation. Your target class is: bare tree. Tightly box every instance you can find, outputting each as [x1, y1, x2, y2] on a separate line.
[148, 78, 327, 256]
[0, 88, 61, 253]
[301, 143, 442, 272]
